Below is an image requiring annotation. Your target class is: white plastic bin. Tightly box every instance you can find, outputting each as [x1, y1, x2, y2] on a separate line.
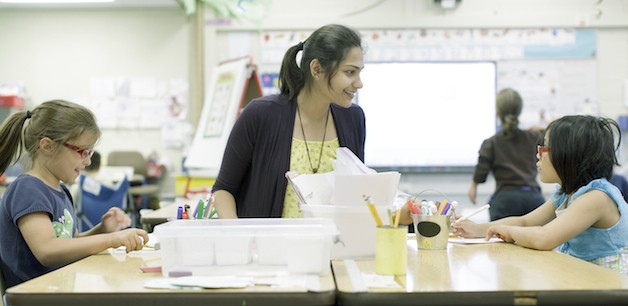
[153, 218, 339, 277]
[301, 204, 391, 259]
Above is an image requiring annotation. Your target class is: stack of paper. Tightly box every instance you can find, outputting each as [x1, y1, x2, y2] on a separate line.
[287, 147, 400, 206]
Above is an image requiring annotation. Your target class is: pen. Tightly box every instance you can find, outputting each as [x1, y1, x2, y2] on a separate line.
[364, 196, 384, 227]
[455, 204, 490, 222]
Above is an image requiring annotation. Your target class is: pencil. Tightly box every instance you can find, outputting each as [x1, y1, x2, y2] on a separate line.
[455, 204, 490, 222]
[393, 207, 402, 228]
[364, 196, 384, 227]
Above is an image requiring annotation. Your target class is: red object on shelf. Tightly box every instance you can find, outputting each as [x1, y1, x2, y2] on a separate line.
[0, 96, 26, 109]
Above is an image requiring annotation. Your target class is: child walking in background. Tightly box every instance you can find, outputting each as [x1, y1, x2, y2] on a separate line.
[0, 100, 149, 287]
[468, 88, 545, 220]
[452, 115, 628, 274]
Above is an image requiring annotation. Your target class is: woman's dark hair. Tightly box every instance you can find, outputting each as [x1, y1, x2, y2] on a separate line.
[496, 88, 522, 136]
[278, 24, 363, 100]
[545, 115, 620, 194]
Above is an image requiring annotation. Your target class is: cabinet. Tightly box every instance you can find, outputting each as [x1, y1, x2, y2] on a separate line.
[0, 95, 26, 124]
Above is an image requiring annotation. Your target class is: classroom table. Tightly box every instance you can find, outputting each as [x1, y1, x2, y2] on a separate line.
[332, 237, 628, 305]
[139, 202, 179, 232]
[5, 250, 336, 306]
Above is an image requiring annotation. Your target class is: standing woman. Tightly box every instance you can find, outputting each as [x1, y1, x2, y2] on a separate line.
[468, 88, 545, 221]
[212, 24, 366, 218]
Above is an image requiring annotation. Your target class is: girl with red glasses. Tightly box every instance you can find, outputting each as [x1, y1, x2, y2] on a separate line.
[0, 100, 149, 287]
[453, 115, 628, 274]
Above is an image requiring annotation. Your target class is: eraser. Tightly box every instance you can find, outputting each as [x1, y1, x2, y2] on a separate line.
[140, 266, 162, 273]
[168, 270, 193, 278]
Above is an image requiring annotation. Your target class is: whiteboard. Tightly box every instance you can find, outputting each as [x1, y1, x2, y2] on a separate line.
[357, 61, 497, 172]
[184, 58, 251, 177]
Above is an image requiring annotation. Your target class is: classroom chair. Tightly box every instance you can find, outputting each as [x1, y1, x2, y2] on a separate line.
[107, 151, 161, 226]
[75, 174, 130, 232]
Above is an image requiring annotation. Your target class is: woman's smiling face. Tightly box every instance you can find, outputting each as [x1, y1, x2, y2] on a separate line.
[322, 47, 364, 108]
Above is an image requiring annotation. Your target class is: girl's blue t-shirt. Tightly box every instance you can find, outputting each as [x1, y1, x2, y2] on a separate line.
[0, 174, 78, 287]
[551, 178, 628, 260]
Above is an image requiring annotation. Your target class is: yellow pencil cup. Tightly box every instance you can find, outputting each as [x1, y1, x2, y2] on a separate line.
[375, 226, 408, 275]
[413, 214, 450, 250]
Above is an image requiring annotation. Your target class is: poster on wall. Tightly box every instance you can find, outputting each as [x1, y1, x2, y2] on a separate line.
[184, 57, 263, 177]
[203, 71, 236, 137]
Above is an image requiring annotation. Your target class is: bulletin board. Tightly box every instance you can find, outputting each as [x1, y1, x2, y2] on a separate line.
[184, 57, 263, 177]
[497, 59, 597, 129]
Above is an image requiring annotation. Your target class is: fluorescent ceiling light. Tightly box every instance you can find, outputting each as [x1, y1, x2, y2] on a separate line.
[0, 0, 114, 3]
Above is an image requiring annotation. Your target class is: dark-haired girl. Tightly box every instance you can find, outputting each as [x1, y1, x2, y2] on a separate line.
[453, 115, 628, 274]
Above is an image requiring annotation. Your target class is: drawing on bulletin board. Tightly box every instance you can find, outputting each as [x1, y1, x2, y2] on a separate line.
[184, 56, 263, 178]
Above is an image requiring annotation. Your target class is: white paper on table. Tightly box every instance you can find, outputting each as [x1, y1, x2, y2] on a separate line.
[361, 272, 401, 289]
[144, 275, 316, 290]
[333, 172, 401, 206]
[448, 237, 504, 244]
[170, 276, 253, 288]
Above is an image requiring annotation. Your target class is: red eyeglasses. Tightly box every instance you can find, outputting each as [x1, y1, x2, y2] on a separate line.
[537, 145, 550, 156]
[63, 143, 94, 159]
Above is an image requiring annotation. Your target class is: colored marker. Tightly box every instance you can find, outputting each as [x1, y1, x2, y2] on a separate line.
[406, 197, 417, 214]
[196, 199, 205, 219]
[437, 200, 448, 215]
[176, 206, 183, 219]
[208, 208, 218, 219]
